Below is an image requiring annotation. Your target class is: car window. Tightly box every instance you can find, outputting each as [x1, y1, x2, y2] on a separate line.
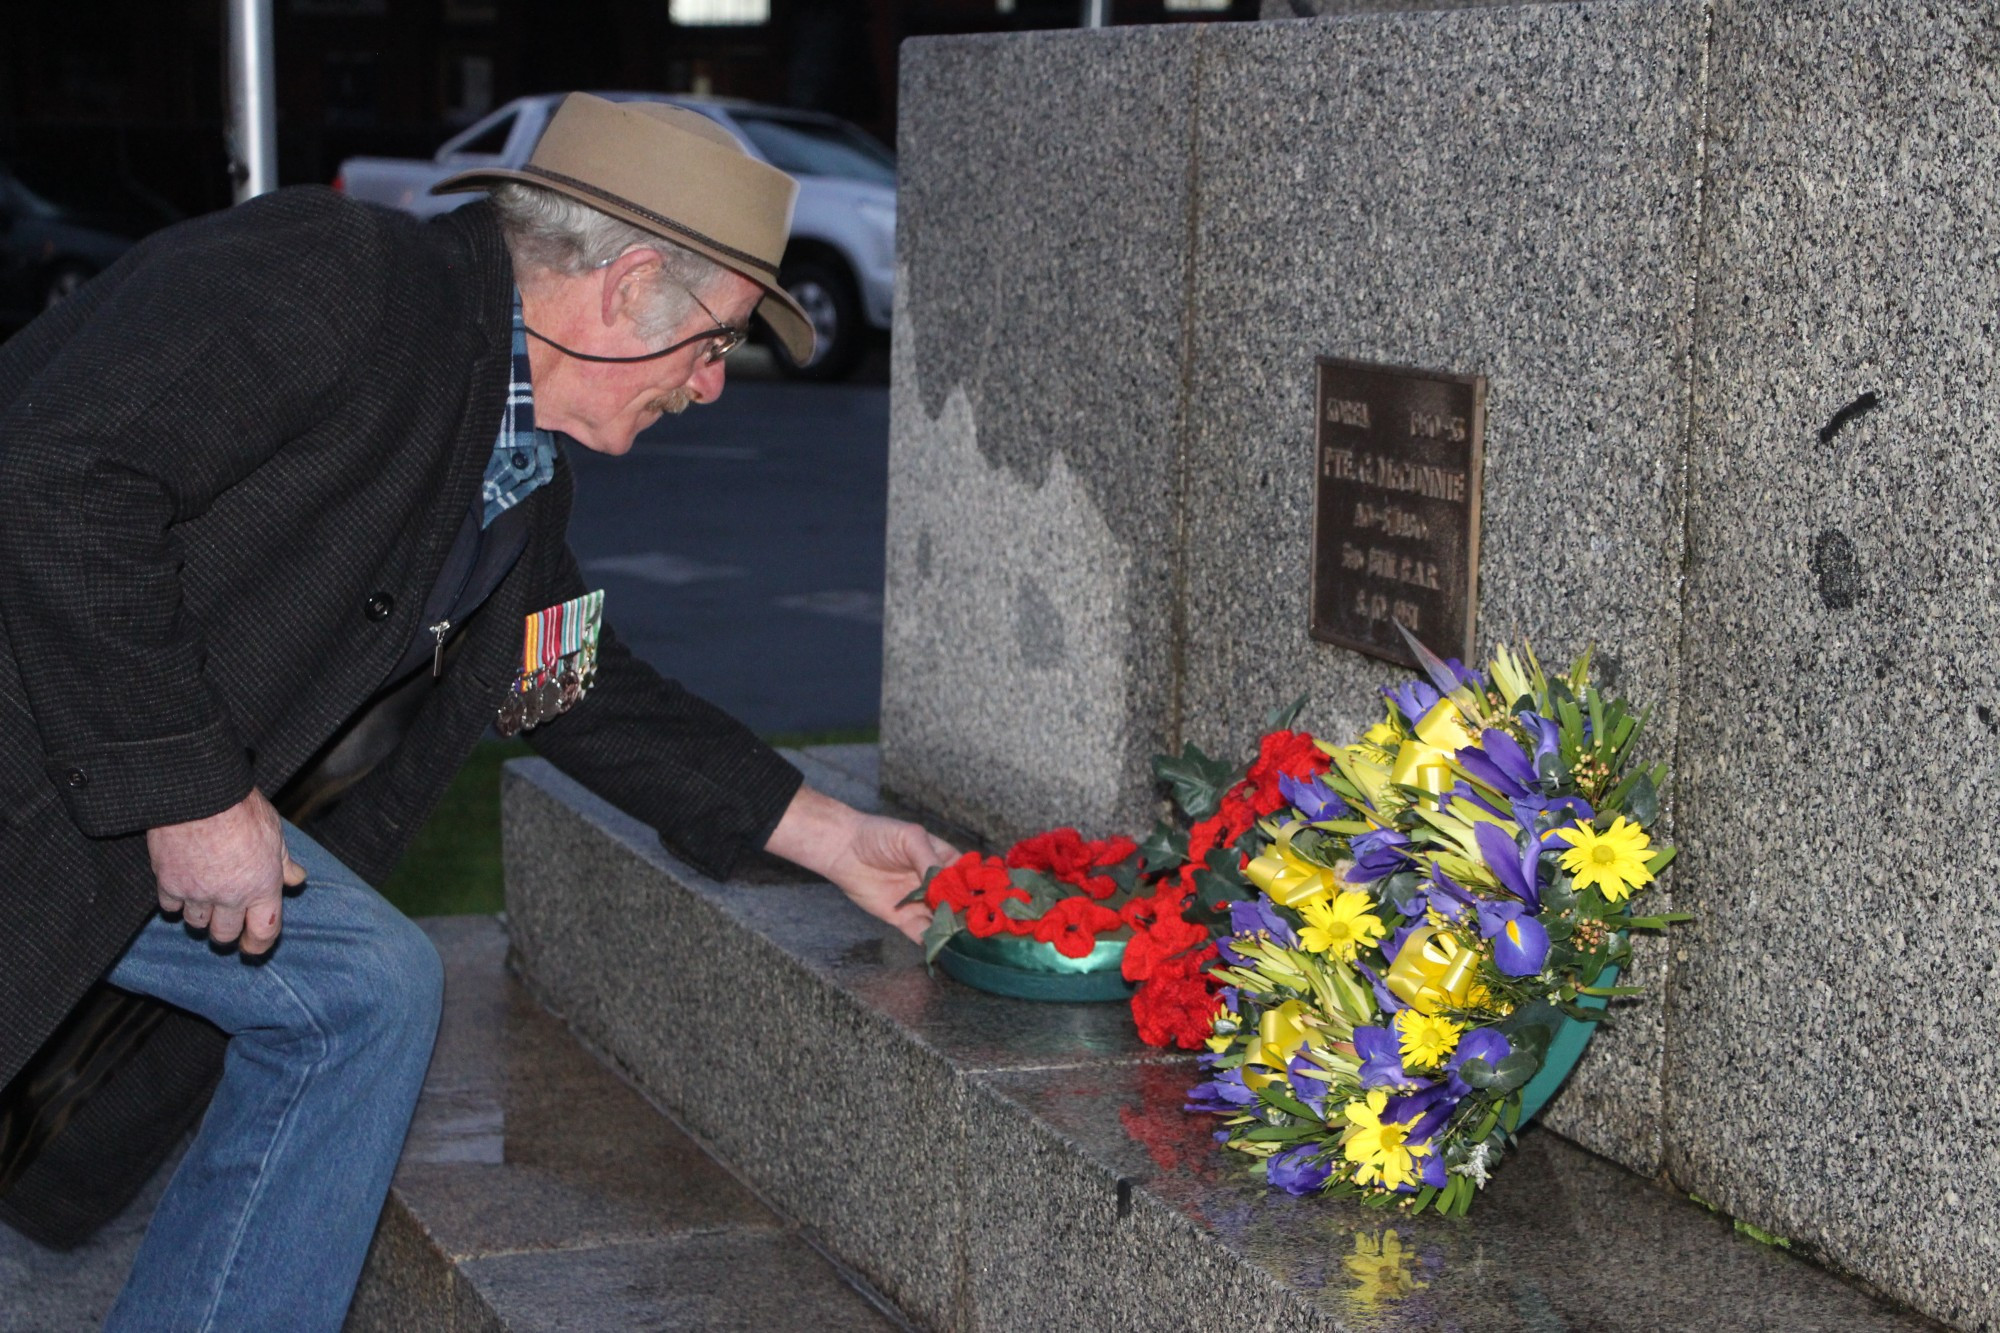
[443, 110, 517, 159]
[730, 114, 895, 186]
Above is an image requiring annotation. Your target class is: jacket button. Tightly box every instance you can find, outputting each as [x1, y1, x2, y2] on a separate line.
[365, 593, 395, 622]
[65, 769, 88, 789]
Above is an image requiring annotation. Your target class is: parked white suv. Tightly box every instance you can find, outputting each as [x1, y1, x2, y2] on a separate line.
[335, 93, 895, 381]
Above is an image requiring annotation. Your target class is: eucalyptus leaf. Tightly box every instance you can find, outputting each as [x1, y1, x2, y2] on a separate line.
[1456, 1056, 1497, 1089]
[1488, 1052, 1540, 1094]
[1625, 771, 1659, 826]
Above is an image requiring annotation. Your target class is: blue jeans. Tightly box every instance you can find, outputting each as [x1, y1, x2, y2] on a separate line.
[101, 825, 444, 1333]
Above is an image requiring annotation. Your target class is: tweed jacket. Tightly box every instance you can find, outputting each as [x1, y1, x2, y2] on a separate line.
[0, 190, 802, 1235]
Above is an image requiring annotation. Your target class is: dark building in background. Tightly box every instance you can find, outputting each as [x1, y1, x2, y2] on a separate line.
[0, 0, 1251, 223]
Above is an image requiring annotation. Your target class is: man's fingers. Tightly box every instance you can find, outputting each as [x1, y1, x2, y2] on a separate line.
[207, 903, 246, 946]
[892, 901, 932, 945]
[282, 853, 307, 888]
[158, 891, 185, 915]
[239, 897, 282, 957]
[924, 833, 958, 868]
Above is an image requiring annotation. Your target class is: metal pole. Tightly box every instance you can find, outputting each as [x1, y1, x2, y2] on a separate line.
[226, 0, 278, 202]
[1080, 0, 1109, 26]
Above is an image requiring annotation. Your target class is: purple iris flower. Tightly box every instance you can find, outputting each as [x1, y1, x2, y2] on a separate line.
[1226, 898, 1297, 950]
[1382, 679, 1440, 725]
[1418, 863, 1477, 922]
[1185, 1068, 1258, 1114]
[1445, 780, 1508, 820]
[1456, 728, 1540, 800]
[1441, 657, 1485, 691]
[1386, 1082, 1458, 1144]
[1287, 1055, 1332, 1118]
[1519, 712, 1561, 770]
[1347, 829, 1411, 884]
[1354, 1024, 1416, 1088]
[1354, 960, 1406, 1016]
[1472, 821, 1543, 910]
[1267, 1144, 1334, 1196]
[1416, 1148, 1450, 1190]
[1512, 791, 1595, 834]
[1278, 771, 1349, 822]
[1476, 899, 1551, 976]
[1444, 1029, 1512, 1098]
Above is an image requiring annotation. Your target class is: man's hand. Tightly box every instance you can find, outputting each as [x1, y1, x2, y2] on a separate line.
[764, 785, 955, 944]
[147, 790, 306, 955]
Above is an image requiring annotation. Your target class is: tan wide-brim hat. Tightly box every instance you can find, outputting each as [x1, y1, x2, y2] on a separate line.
[434, 92, 814, 364]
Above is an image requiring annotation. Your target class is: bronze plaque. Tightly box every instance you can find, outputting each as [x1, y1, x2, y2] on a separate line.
[1309, 357, 1485, 669]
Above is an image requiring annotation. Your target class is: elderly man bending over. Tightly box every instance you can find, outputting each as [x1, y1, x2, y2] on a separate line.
[0, 94, 944, 1329]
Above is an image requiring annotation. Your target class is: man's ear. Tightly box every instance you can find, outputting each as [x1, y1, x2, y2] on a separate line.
[598, 248, 662, 329]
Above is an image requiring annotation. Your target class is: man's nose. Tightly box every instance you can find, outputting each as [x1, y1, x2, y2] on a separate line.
[688, 355, 727, 405]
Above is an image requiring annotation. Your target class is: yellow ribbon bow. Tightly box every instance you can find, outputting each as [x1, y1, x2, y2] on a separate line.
[1243, 828, 1345, 908]
[1384, 925, 1479, 1015]
[1243, 999, 1314, 1091]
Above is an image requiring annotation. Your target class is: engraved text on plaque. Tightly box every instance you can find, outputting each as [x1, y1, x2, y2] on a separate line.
[1309, 358, 1485, 668]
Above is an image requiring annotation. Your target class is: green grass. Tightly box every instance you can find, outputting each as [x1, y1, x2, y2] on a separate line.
[376, 740, 533, 918]
[374, 727, 879, 919]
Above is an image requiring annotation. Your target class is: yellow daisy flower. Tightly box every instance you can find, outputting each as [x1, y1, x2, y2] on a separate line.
[1341, 1089, 1430, 1190]
[1298, 892, 1387, 961]
[1395, 1010, 1463, 1068]
[1554, 816, 1656, 902]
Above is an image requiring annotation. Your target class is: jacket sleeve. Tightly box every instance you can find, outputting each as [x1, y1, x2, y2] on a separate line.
[0, 190, 387, 836]
[521, 542, 803, 880]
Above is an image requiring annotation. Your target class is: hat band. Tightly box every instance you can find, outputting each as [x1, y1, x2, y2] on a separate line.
[521, 164, 780, 279]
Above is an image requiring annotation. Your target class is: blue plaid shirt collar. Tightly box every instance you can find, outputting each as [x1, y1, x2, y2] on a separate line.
[480, 290, 558, 528]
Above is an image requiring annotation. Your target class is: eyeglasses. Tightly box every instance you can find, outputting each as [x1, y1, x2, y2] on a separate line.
[521, 272, 748, 366]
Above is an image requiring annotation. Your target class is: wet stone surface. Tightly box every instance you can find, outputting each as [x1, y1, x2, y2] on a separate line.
[502, 752, 1945, 1332]
[971, 1061, 1941, 1333]
[346, 915, 899, 1332]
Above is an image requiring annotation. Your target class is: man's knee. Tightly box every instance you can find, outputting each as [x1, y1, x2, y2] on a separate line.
[360, 911, 444, 1043]
[300, 902, 444, 1059]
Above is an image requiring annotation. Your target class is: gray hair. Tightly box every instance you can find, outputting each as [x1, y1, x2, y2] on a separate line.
[490, 181, 729, 341]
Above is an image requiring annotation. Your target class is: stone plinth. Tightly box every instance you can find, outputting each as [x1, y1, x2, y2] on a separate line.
[499, 753, 1934, 1333]
[890, 0, 1707, 1178]
[884, 3, 2000, 1327]
[1663, 3, 2000, 1327]
[882, 25, 1202, 848]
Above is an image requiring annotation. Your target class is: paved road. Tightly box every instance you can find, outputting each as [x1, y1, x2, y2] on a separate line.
[563, 350, 890, 736]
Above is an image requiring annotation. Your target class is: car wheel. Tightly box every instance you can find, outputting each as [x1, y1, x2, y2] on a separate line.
[43, 264, 93, 311]
[771, 258, 865, 382]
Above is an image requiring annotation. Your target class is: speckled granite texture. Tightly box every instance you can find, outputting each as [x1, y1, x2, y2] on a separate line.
[501, 755, 1937, 1332]
[1182, 3, 1707, 1178]
[886, 4, 2000, 1328]
[890, 1, 1706, 1180]
[882, 26, 1201, 848]
[1662, 4, 2000, 1330]
[1258, 0, 1582, 20]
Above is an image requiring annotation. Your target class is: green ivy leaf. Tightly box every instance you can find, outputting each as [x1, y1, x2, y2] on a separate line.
[923, 905, 962, 968]
[1153, 743, 1237, 820]
[1266, 692, 1311, 732]
[1137, 820, 1186, 873]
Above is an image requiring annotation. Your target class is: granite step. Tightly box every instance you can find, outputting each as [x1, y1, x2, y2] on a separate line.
[499, 747, 1947, 1333]
[346, 915, 907, 1333]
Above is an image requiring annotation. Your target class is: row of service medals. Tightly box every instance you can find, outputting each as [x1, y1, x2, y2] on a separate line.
[496, 589, 604, 737]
